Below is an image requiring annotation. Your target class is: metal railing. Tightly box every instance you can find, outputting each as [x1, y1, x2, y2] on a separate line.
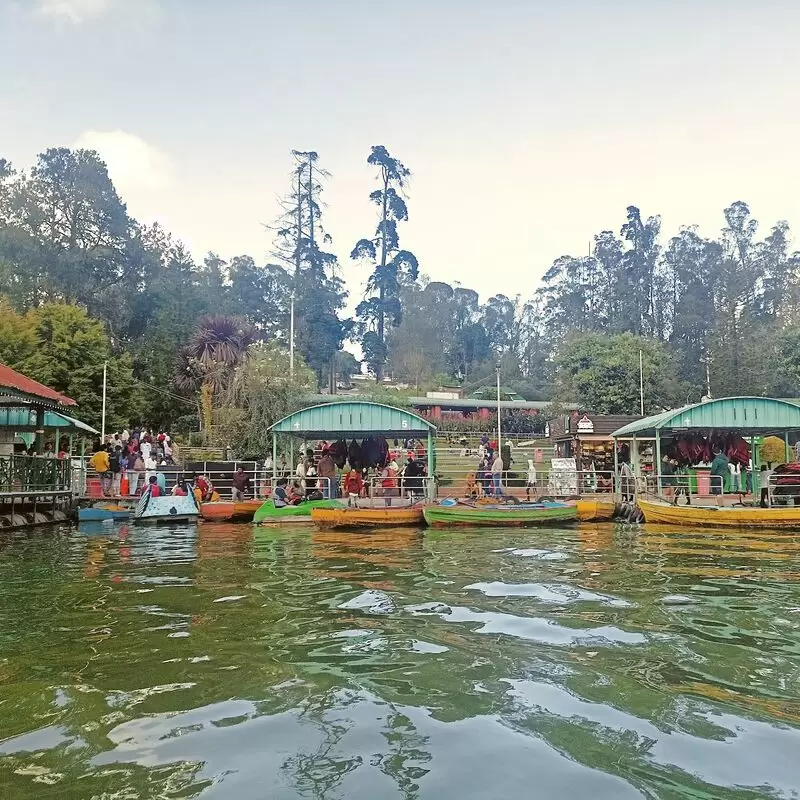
[768, 474, 800, 507]
[0, 455, 71, 493]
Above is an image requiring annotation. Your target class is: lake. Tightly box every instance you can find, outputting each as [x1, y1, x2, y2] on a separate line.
[1, 522, 799, 798]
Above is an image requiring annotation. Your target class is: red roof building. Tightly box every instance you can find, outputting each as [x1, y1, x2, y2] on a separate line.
[0, 363, 76, 407]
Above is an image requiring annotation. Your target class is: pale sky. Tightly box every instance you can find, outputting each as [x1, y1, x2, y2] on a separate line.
[3, 0, 800, 310]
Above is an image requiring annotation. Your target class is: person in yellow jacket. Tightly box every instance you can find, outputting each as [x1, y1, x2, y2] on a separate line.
[89, 447, 112, 496]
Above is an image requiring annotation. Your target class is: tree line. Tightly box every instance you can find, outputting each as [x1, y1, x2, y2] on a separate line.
[2, 145, 800, 444]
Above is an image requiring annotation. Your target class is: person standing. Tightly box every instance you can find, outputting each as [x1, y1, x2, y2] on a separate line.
[109, 446, 123, 496]
[344, 469, 363, 507]
[89, 446, 112, 497]
[661, 454, 675, 500]
[525, 459, 537, 502]
[491, 451, 504, 498]
[710, 449, 729, 496]
[128, 452, 145, 496]
[232, 466, 251, 501]
[316, 447, 336, 499]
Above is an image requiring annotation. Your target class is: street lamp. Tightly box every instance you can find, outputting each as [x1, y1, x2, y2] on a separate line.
[496, 361, 502, 448]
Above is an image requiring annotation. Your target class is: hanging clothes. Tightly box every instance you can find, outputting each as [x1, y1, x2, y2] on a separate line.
[348, 439, 363, 471]
[331, 440, 348, 469]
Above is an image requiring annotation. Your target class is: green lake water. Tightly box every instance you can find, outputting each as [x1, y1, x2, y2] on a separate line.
[1, 522, 799, 799]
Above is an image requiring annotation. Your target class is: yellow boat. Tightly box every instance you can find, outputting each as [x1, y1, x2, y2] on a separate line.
[575, 499, 616, 522]
[311, 506, 425, 530]
[638, 498, 800, 529]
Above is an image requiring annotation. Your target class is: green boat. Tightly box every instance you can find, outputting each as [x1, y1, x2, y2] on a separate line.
[253, 499, 344, 525]
[423, 501, 577, 528]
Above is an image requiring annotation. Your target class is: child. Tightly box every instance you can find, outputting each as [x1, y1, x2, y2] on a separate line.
[525, 459, 537, 502]
[760, 464, 773, 508]
[344, 469, 363, 507]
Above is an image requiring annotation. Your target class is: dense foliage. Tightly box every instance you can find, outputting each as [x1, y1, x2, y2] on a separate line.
[2, 145, 799, 439]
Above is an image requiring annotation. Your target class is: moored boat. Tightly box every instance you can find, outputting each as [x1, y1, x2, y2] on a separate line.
[200, 502, 235, 522]
[78, 503, 132, 522]
[134, 489, 200, 524]
[252, 499, 344, 526]
[201, 499, 264, 522]
[575, 499, 616, 522]
[638, 498, 800, 529]
[311, 505, 424, 530]
[423, 501, 578, 528]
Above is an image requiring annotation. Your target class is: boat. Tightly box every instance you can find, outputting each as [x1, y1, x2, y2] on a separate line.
[200, 499, 264, 522]
[134, 489, 200, 524]
[78, 503, 132, 522]
[311, 505, 425, 530]
[423, 500, 578, 528]
[575, 498, 616, 522]
[252, 498, 344, 526]
[638, 498, 800, 529]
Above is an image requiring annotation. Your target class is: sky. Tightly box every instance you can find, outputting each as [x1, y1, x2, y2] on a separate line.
[3, 0, 800, 311]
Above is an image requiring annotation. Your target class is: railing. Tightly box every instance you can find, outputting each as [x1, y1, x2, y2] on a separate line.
[643, 472, 733, 504]
[434, 466, 618, 498]
[0, 455, 71, 492]
[768, 474, 800, 507]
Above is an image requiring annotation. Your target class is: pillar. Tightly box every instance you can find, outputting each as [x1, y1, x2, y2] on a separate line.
[427, 431, 434, 499]
[35, 407, 45, 453]
[655, 430, 662, 497]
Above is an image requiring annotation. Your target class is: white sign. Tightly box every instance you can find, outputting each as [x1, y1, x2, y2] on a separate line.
[549, 458, 578, 495]
[576, 414, 594, 434]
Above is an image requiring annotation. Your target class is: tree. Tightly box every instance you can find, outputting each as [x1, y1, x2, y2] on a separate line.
[272, 150, 349, 389]
[0, 301, 143, 429]
[352, 146, 419, 378]
[215, 342, 316, 458]
[174, 315, 256, 434]
[553, 332, 684, 414]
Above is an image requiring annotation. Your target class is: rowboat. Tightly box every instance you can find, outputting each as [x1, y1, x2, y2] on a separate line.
[134, 490, 200, 524]
[252, 499, 344, 526]
[311, 506, 425, 530]
[200, 499, 264, 522]
[423, 501, 577, 528]
[638, 498, 800, 529]
[575, 499, 616, 522]
[78, 503, 132, 522]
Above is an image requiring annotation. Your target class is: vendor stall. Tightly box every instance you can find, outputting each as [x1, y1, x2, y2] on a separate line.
[611, 397, 800, 507]
[550, 413, 643, 491]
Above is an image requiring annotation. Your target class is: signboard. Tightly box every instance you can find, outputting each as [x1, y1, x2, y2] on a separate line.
[576, 414, 594, 434]
[548, 457, 578, 496]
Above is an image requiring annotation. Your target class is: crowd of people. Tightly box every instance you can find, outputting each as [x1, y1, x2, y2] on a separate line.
[268, 439, 429, 508]
[462, 436, 523, 500]
[88, 429, 175, 497]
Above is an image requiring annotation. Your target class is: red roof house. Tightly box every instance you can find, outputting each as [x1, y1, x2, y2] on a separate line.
[0, 363, 76, 407]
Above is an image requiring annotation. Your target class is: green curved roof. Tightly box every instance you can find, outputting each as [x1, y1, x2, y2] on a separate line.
[612, 397, 800, 437]
[270, 401, 437, 438]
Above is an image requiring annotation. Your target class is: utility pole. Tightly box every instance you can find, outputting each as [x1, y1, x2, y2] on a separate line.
[101, 361, 108, 442]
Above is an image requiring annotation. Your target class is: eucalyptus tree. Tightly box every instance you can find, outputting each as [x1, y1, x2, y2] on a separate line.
[351, 145, 419, 378]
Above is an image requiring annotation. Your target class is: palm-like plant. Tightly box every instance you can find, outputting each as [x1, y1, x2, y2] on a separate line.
[173, 315, 256, 436]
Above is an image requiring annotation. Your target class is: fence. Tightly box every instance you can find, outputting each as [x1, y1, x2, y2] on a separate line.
[0, 455, 71, 492]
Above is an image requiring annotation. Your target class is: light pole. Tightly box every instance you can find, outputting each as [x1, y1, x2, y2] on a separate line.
[496, 362, 502, 447]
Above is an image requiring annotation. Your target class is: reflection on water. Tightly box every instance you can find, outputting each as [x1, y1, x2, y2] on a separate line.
[0, 521, 799, 798]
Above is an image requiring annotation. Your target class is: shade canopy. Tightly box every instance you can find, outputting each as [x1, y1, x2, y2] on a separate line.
[0, 406, 98, 435]
[611, 397, 800, 438]
[270, 401, 437, 438]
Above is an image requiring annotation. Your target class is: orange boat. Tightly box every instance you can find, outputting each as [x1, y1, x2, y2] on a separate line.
[201, 499, 263, 522]
[311, 506, 425, 530]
